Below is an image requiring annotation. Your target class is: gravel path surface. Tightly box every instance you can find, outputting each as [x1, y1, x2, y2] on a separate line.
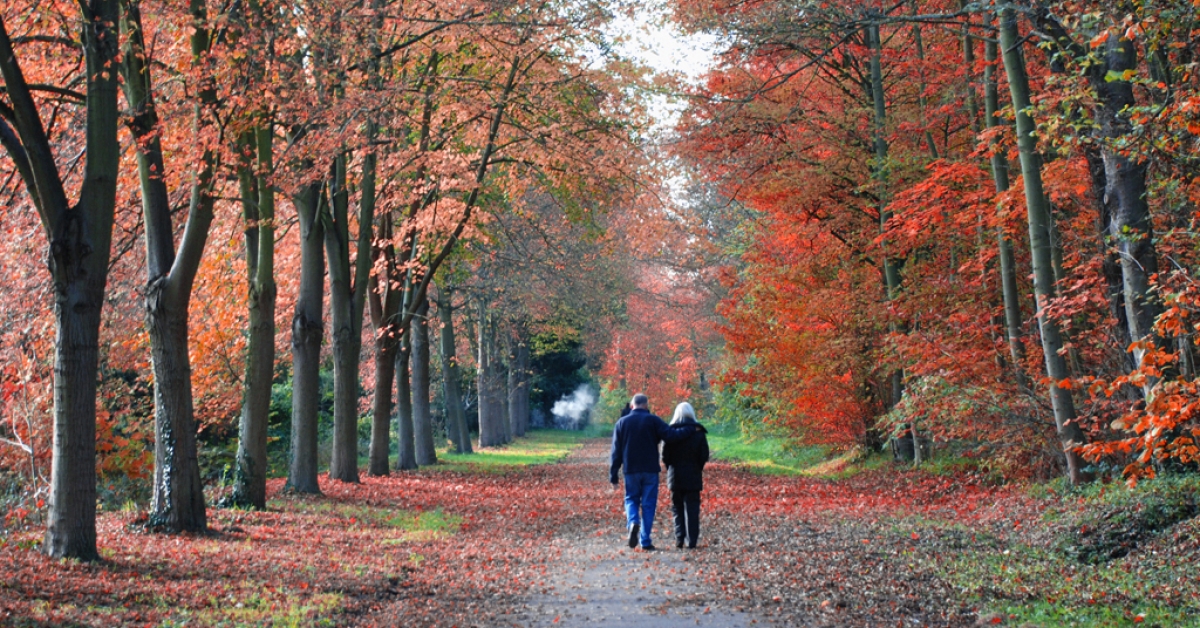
[505, 439, 984, 627]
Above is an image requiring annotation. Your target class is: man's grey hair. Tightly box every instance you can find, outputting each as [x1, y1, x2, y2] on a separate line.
[631, 393, 649, 408]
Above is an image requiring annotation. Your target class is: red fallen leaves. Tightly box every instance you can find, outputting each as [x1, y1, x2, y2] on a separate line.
[1, 466, 575, 626]
[1, 439, 1042, 626]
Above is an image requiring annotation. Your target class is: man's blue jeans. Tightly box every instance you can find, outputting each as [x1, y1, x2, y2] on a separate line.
[624, 472, 659, 548]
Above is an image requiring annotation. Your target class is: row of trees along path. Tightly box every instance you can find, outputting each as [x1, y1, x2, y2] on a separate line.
[0, 0, 638, 561]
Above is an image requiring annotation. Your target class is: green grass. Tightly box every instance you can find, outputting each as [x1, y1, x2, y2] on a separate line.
[434, 429, 587, 473]
[937, 534, 1200, 627]
[705, 424, 833, 475]
[918, 472, 1200, 627]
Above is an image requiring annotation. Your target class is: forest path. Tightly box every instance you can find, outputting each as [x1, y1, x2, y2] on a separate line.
[492, 438, 1004, 628]
[514, 442, 755, 627]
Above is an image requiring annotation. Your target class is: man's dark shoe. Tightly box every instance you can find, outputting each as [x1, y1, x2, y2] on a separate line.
[640, 544, 657, 551]
[628, 523, 639, 548]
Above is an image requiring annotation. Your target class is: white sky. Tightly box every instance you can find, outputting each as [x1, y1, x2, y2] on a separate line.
[603, 5, 721, 135]
[608, 8, 719, 86]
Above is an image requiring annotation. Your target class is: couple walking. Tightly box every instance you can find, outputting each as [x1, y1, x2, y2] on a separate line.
[609, 393, 709, 551]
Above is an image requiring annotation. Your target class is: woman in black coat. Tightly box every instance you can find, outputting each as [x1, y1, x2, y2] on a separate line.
[662, 402, 709, 549]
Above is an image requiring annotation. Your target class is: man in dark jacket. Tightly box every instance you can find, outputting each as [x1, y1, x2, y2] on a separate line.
[610, 393, 694, 551]
[662, 402, 709, 549]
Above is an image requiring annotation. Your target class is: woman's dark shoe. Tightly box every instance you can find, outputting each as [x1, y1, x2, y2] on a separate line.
[675, 539, 684, 549]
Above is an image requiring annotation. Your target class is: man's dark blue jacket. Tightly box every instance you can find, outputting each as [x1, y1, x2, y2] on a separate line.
[610, 408, 693, 484]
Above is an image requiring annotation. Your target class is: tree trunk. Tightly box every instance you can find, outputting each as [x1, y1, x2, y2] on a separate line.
[122, 0, 213, 532]
[492, 320, 510, 444]
[437, 291, 471, 453]
[982, 18, 1030, 390]
[999, 8, 1089, 484]
[867, 22, 904, 409]
[368, 336, 397, 475]
[477, 310, 504, 447]
[506, 331, 519, 439]
[146, 300, 207, 531]
[1085, 147, 1134, 370]
[287, 182, 325, 494]
[395, 331, 417, 470]
[326, 150, 372, 483]
[232, 125, 276, 508]
[1095, 35, 1161, 370]
[367, 155, 400, 475]
[512, 330, 530, 437]
[0, 2, 121, 560]
[412, 295, 437, 465]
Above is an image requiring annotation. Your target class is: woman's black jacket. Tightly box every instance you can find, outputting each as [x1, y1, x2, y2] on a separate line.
[662, 423, 709, 492]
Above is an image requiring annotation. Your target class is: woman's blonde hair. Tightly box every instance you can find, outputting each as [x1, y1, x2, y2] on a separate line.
[670, 402, 696, 425]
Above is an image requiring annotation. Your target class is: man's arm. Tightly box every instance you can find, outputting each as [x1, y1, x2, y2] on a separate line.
[609, 422, 623, 484]
[656, 418, 695, 443]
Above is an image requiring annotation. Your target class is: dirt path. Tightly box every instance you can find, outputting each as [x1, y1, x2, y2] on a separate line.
[308, 435, 1025, 626]
[515, 444, 756, 627]
[497, 439, 991, 627]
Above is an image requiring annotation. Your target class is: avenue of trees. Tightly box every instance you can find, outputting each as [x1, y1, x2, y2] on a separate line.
[0, 0, 652, 560]
[6, 0, 1200, 564]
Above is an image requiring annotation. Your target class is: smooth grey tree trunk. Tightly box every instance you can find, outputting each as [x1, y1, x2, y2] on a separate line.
[412, 296, 437, 465]
[395, 331, 417, 470]
[510, 331, 530, 437]
[286, 183, 326, 494]
[437, 291, 472, 453]
[1095, 35, 1161, 370]
[506, 332, 519, 440]
[231, 125, 276, 508]
[367, 173, 400, 475]
[0, 3, 120, 559]
[477, 310, 505, 447]
[368, 335, 397, 474]
[999, 8, 1089, 484]
[326, 150, 373, 483]
[492, 320, 510, 444]
[867, 22, 904, 409]
[982, 20, 1029, 390]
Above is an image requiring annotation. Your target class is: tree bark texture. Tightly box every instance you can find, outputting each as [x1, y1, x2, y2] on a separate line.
[395, 332, 417, 470]
[999, 8, 1089, 484]
[367, 167, 400, 475]
[866, 22, 904, 409]
[982, 22, 1030, 390]
[232, 125, 277, 508]
[0, 2, 120, 559]
[287, 183, 326, 493]
[477, 312, 505, 447]
[412, 296, 437, 465]
[326, 151, 372, 483]
[506, 327, 530, 438]
[368, 339, 396, 475]
[1095, 35, 1161, 367]
[437, 292, 472, 453]
[122, 0, 214, 532]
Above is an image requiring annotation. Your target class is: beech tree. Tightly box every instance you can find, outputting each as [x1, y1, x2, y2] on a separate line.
[0, 0, 121, 558]
[119, 0, 216, 532]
